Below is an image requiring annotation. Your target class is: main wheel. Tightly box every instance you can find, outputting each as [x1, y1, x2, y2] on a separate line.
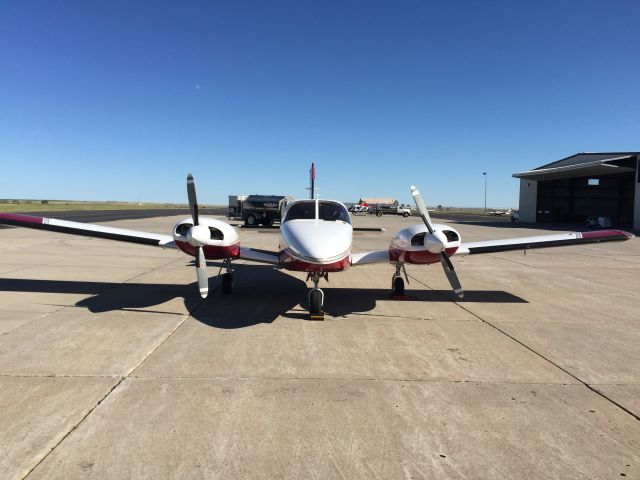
[376, 211, 383, 217]
[402, 212, 409, 217]
[392, 276, 405, 296]
[222, 272, 233, 294]
[309, 289, 323, 315]
[245, 214, 256, 226]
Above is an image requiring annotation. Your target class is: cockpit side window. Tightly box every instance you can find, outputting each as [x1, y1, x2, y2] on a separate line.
[284, 201, 351, 224]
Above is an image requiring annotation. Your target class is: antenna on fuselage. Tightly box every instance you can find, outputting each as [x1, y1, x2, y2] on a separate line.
[307, 162, 316, 199]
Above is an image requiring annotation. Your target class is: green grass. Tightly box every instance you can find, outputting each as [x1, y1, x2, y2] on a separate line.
[0, 200, 196, 213]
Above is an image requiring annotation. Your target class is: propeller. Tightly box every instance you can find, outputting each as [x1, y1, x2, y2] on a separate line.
[187, 173, 208, 298]
[410, 185, 464, 299]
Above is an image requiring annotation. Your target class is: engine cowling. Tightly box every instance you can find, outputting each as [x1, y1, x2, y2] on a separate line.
[389, 223, 461, 264]
[172, 217, 240, 259]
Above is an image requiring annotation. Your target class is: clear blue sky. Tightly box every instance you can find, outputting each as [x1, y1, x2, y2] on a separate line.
[1, 1, 638, 207]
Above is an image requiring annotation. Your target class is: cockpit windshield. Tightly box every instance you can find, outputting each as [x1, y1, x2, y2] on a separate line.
[284, 200, 351, 224]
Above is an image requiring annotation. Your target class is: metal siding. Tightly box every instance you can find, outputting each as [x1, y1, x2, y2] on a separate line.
[518, 179, 537, 222]
[635, 155, 640, 229]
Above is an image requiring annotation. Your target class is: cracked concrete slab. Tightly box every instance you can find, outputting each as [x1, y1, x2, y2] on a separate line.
[492, 321, 640, 385]
[27, 378, 640, 479]
[0, 308, 187, 376]
[0, 310, 49, 335]
[0, 376, 117, 480]
[134, 316, 573, 383]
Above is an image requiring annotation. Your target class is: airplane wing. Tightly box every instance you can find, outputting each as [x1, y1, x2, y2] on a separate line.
[350, 229, 634, 265]
[351, 250, 390, 265]
[457, 229, 634, 255]
[238, 246, 280, 265]
[0, 213, 177, 248]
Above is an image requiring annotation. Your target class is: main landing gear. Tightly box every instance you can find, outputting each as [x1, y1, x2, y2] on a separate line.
[392, 261, 409, 298]
[221, 258, 234, 294]
[307, 272, 327, 319]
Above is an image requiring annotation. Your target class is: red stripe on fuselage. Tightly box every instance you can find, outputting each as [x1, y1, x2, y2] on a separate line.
[279, 249, 350, 272]
[174, 240, 240, 259]
[389, 246, 459, 264]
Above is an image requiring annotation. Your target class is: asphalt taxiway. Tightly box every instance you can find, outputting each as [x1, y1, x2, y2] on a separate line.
[0, 213, 638, 479]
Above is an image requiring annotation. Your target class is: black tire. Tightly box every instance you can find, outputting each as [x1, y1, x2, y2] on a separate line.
[222, 273, 233, 294]
[309, 289, 323, 315]
[402, 212, 409, 217]
[376, 211, 383, 217]
[392, 276, 405, 296]
[245, 214, 256, 226]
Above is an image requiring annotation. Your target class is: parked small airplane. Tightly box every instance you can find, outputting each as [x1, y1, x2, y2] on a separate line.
[489, 208, 513, 216]
[0, 168, 634, 318]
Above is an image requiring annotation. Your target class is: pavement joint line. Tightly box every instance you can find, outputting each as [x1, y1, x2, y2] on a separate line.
[408, 274, 640, 423]
[492, 320, 639, 325]
[1, 309, 66, 337]
[127, 375, 578, 385]
[35, 304, 187, 316]
[2, 256, 186, 339]
[335, 312, 470, 321]
[0, 373, 121, 378]
[0, 373, 580, 386]
[485, 253, 544, 267]
[489, 251, 640, 269]
[20, 255, 205, 479]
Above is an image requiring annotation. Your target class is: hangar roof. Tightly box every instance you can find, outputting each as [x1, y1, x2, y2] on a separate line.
[513, 152, 638, 181]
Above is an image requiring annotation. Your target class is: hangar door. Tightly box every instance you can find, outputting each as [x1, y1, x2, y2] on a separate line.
[536, 173, 635, 225]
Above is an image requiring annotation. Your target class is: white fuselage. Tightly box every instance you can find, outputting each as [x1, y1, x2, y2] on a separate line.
[278, 200, 353, 272]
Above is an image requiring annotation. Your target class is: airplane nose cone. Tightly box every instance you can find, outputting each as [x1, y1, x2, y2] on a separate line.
[283, 220, 352, 262]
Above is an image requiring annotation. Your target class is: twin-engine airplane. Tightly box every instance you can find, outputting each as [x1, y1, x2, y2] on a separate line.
[0, 170, 634, 318]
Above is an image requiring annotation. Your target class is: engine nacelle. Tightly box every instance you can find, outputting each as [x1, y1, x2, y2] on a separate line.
[172, 217, 240, 259]
[390, 223, 461, 264]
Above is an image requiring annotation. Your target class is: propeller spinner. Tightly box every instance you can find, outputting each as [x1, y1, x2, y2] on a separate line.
[410, 185, 464, 299]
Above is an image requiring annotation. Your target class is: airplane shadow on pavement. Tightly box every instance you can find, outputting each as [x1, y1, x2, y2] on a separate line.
[0, 264, 527, 329]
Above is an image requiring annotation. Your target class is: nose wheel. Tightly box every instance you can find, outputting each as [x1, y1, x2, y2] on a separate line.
[391, 262, 409, 298]
[392, 276, 405, 296]
[307, 272, 326, 319]
[221, 258, 234, 294]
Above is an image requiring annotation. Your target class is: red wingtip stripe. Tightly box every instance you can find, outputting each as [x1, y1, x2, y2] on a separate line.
[580, 229, 635, 240]
[0, 213, 45, 225]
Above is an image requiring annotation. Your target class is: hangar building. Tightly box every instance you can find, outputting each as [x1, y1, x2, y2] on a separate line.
[513, 152, 640, 230]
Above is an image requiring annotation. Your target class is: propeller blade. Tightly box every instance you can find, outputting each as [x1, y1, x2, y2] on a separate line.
[195, 246, 208, 298]
[439, 252, 464, 299]
[410, 185, 434, 234]
[187, 173, 199, 226]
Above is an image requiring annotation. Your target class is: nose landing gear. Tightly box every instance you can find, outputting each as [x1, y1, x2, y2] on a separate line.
[392, 261, 409, 298]
[307, 272, 327, 319]
[221, 258, 234, 294]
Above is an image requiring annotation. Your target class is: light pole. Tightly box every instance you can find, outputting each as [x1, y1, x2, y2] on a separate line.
[483, 172, 487, 214]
